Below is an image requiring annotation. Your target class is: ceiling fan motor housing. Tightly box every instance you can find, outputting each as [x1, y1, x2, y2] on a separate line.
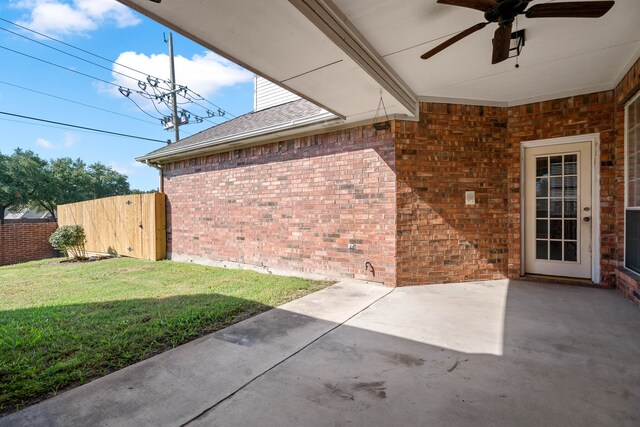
[423, 1, 615, 64]
[485, 0, 531, 26]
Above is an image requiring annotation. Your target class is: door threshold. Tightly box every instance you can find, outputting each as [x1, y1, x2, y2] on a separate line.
[523, 274, 596, 287]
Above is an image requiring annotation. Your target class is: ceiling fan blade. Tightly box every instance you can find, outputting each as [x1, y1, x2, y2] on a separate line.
[491, 24, 512, 64]
[421, 22, 488, 60]
[525, 1, 614, 19]
[437, 0, 496, 12]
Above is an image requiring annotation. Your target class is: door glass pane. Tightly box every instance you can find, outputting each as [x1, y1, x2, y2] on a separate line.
[564, 200, 577, 218]
[564, 176, 577, 197]
[564, 154, 577, 175]
[536, 240, 548, 260]
[536, 199, 548, 218]
[550, 220, 563, 239]
[536, 220, 548, 238]
[550, 177, 563, 197]
[564, 220, 577, 240]
[550, 199, 563, 218]
[536, 157, 548, 177]
[564, 242, 577, 262]
[536, 178, 548, 197]
[550, 241, 563, 260]
[550, 156, 562, 175]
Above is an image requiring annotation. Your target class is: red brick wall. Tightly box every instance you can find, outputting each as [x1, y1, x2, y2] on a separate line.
[395, 93, 620, 287]
[616, 268, 640, 307]
[506, 92, 618, 286]
[162, 58, 639, 289]
[0, 220, 58, 266]
[163, 126, 397, 284]
[395, 104, 510, 285]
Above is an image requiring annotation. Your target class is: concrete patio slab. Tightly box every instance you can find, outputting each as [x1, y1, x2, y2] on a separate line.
[2, 279, 639, 426]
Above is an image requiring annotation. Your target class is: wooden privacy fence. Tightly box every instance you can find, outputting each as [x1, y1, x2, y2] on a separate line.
[58, 193, 166, 261]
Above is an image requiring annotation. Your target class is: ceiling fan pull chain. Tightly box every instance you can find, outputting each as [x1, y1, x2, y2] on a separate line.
[515, 16, 520, 69]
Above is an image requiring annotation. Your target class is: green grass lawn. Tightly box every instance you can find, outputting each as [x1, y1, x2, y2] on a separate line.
[0, 257, 332, 414]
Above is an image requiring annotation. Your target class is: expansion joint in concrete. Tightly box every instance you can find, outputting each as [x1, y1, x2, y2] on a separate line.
[179, 285, 395, 426]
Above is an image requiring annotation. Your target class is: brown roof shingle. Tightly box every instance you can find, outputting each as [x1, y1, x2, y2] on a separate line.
[139, 99, 329, 161]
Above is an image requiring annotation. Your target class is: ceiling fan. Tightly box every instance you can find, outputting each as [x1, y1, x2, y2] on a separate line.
[421, 0, 615, 64]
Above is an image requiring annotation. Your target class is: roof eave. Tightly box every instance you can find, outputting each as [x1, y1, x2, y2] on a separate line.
[136, 110, 340, 164]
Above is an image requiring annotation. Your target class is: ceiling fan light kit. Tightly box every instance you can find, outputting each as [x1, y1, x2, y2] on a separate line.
[422, 0, 615, 64]
[508, 29, 525, 58]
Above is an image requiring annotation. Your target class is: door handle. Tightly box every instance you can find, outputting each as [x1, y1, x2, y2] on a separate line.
[583, 216, 591, 222]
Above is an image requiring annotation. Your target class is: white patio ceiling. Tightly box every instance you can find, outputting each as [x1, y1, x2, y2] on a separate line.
[119, 0, 640, 122]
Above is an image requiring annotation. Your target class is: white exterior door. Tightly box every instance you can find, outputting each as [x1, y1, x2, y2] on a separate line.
[524, 141, 592, 279]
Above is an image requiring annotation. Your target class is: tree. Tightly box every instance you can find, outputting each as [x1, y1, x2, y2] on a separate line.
[0, 152, 21, 224]
[87, 163, 130, 199]
[3, 149, 132, 220]
[50, 157, 92, 205]
[9, 149, 57, 218]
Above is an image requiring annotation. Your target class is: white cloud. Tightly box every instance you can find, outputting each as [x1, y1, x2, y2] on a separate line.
[109, 161, 136, 176]
[12, 0, 140, 37]
[35, 137, 55, 149]
[107, 51, 253, 111]
[34, 132, 78, 150]
[63, 132, 78, 148]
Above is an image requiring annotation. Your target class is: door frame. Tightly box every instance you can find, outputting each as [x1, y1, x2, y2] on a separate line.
[520, 133, 601, 283]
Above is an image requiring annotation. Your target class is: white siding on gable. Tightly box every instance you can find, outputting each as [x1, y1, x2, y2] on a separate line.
[254, 75, 300, 111]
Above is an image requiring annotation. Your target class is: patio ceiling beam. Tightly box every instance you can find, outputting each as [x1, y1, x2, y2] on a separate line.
[288, 0, 418, 116]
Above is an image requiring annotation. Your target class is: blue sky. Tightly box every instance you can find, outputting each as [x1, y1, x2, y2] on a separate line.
[0, 0, 255, 190]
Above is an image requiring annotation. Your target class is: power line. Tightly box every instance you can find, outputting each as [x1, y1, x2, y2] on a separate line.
[0, 107, 192, 138]
[177, 92, 228, 122]
[1, 17, 240, 118]
[0, 111, 169, 144]
[0, 116, 99, 134]
[0, 79, 158, 126]
[0, 21, 238, 133]
[0, 42, 222, 126]
[0, 43, 130, 90]
[0, 26, 144, 85]
[0, 17, 164, 83]
[0, 44, 170, 123]
[184, 88, 238, 118]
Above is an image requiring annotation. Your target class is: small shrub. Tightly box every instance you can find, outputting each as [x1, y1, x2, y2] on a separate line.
[49, 225, 87, 260]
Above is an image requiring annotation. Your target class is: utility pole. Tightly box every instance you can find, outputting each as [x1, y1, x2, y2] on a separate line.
[167, 32, 179, 143]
